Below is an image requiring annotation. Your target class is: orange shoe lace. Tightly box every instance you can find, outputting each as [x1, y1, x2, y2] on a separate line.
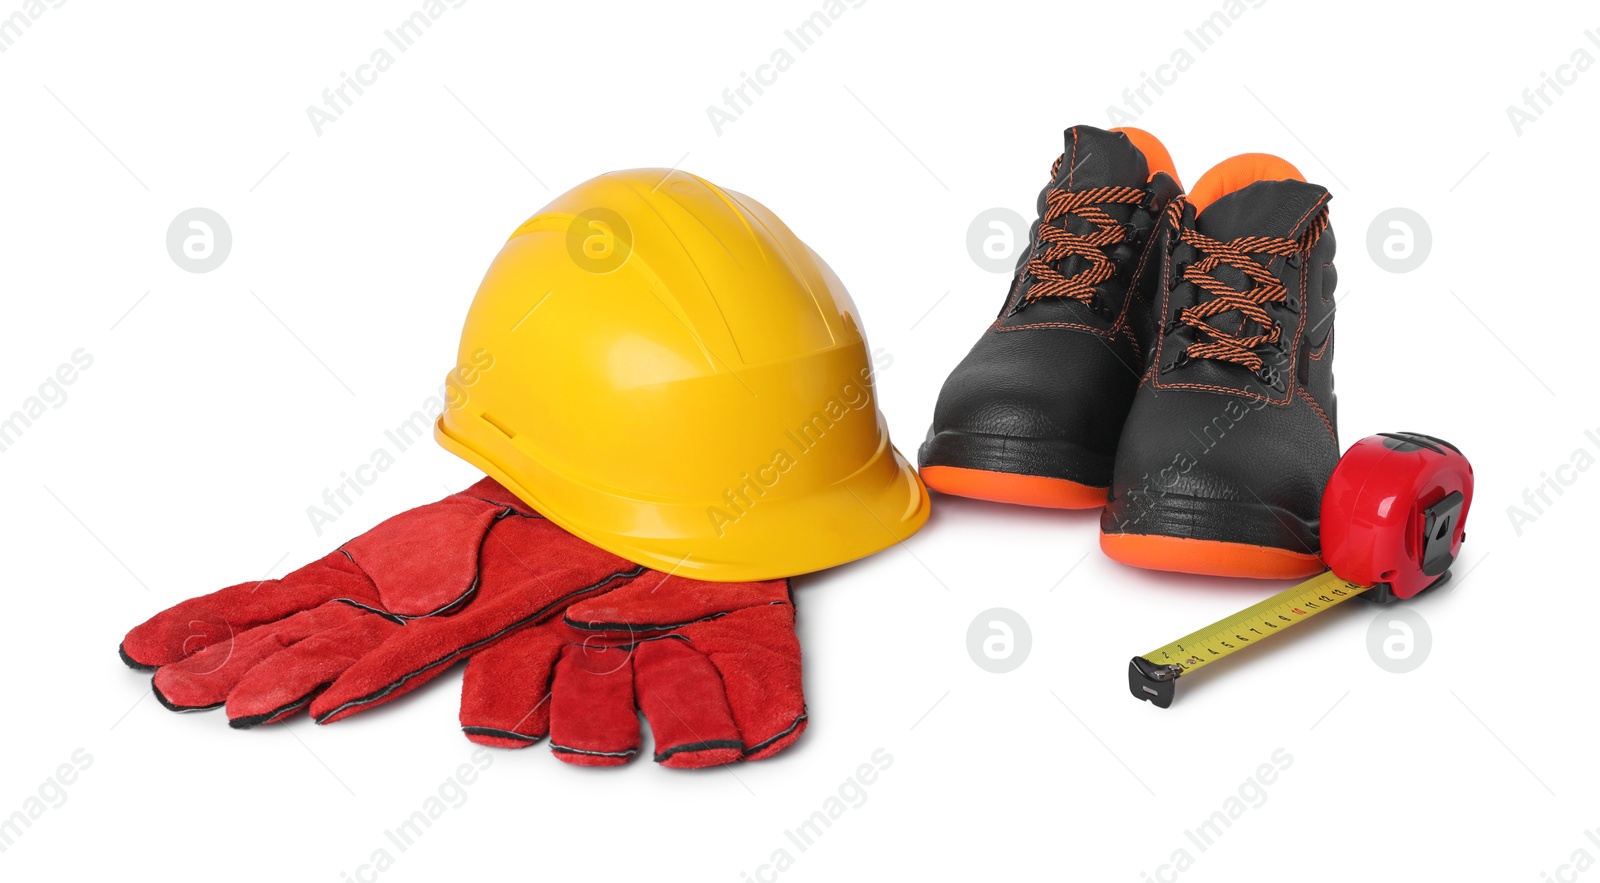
[1021, 156, 1148, 306]
[1164, 198, 1329, 373]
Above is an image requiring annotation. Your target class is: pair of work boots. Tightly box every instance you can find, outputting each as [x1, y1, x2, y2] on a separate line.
[921, 125, 1338, 579]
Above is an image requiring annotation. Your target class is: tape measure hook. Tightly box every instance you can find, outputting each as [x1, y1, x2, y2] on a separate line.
[1128, 657, 1184, 708]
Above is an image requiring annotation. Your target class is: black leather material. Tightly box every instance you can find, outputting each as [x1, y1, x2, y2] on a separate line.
[1103, 179, 1339, 552]
[920, 126, 1180, 486]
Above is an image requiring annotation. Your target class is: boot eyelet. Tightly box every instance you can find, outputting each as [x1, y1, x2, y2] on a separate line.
[1284, 295, 1300, 312]
[1254, 365, 1285, 390]
[1285, 253, 1303, 269]
[1161, 352, 1190, 373]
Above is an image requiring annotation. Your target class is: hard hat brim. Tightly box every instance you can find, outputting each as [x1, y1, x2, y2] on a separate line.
[436, 416, 929, 582]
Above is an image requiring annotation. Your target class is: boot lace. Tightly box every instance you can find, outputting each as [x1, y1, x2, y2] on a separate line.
[1164, 198, 1329, 372]
[1021, 156, 1148, 306]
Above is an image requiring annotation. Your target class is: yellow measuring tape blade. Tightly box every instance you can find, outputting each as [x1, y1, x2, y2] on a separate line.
[1140, 571, 1371, 677]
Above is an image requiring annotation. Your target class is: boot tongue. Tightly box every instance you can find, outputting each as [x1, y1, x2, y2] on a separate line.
[1195, 179, 1330, 243]
[1052, 125, 1151, 191]
[1007, 126, 1152, 319]
[1186, 178, 1330, 311]
[1171, 180, 1331, 389]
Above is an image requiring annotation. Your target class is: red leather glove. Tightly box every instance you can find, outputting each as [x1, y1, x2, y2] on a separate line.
[460, 575, 806, 768]
[118, 478, 806, 768]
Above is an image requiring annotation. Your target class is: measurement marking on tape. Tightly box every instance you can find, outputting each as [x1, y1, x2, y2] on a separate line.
[1142, 572, 1371, 677]
[1128, 571, 1376, 707]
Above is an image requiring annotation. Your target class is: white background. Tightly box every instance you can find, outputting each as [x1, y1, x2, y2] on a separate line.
[2, 1, 1593, 880]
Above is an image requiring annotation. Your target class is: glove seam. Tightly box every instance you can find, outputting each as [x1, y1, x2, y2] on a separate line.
[565, 598, 790, 635]
[333, 508, 517, 621]
[653, 738, 743, 763]
[551, 743, 638, 758]
[744, 712, 808, 756]
[312, 564, 648, 723]
[461, 724, 544, 743]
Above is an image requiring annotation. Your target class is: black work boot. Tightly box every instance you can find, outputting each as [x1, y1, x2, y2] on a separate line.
[919, 125, 1183, 508]
[1100, 153, 1338, 578]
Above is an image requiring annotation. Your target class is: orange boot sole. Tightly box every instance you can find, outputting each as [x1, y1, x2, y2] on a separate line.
[1099, 532, 1324, 579]
[920, 465, 1109, 510]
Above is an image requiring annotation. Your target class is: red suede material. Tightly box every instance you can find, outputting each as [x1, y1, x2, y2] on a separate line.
[564, 575, 788, 632]
[340, 499, 506, 616]
[125, 480, 642, 728]
[458, 626, 568, 745]
[575, 580, 801, 740]
[742, 720, 806, 762]
[634, 639, 742, 763]
[151, 603, 370, 709]
[227, 613, 401, 721]
[681, 611, 806, 762]
[125, 476, 807, 768]
[124, 484, 532, 670]
[460, 576, 805, 769]
[461, 732, 531, 750]
[311, 515, 637, 723]
[549, 644, 639, 762]
[123, 552, 377, 668]
[657, 745, 744, 770]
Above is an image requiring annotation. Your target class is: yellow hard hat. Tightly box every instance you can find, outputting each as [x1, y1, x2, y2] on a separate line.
[435, 169, 929, 581]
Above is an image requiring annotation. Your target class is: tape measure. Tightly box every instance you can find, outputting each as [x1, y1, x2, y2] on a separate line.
[1129, 432, 1474, 708]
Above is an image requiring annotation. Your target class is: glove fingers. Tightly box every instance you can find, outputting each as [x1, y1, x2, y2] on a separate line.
[548, 643, 639, 766]
[121, 552, 376, 668]
[459, 626, 570, 749]
[226, 612, 401, 728]
[309, 595, 543, 725]
[681, 609, 808, 763]
[634, 639, 744, 769]
[309, 562, 639, 725]
[150, 603, 370, 712]
[121, 482, 524, 671]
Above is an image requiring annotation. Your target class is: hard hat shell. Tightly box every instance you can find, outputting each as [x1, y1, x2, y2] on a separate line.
[435, 169, 929, 581]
